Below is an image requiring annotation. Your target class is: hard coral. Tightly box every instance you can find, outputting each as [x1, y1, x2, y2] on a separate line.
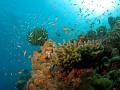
[108, 16, 116, 29]
[103, 16, 120, 50]
[31, 39, 54, 62]
[102, 30, 120, 50]
[96, 26, 107, 39]
[51, 41, 81, 69]
[79, 41, 104, 68]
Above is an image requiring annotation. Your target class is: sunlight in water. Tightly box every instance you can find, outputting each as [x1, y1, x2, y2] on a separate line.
[74, 0, 116, 16]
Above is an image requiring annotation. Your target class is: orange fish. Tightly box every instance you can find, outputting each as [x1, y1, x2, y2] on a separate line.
[45, 47, 53, 51]
[40, 54, 48, 60]
[28, 83, 34, 89]
[63, 27, 70, 31]
[37, 79, 44, 84]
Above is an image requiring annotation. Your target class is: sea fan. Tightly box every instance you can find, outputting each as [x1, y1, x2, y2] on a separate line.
[28, 27, 48, 46]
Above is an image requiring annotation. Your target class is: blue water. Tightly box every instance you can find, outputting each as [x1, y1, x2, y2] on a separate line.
[0, 0, 120, 90]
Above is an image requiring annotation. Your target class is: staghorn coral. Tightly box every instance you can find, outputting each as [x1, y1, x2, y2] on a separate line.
[51, 40, 103, 69]
[51, 41, 81, 69]
[28, 27, 48, 46]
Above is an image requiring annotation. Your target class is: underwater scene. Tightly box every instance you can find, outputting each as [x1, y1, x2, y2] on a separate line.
[0, 0, 120, 90]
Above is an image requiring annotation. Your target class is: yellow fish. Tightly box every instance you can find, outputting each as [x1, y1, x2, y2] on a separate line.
[63, 27, 70, 31]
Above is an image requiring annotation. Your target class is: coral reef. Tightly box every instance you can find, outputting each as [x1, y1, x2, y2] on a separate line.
[108, 16, 116, 29]
[86, 30, 96, 40]
[24, 16, 120, 90]
[26, 40, 56, 90]
[79, 41, 104, 68]
[96, 26, 107, 39]
[28, 27, 48, 46]
[108, 16, 120, 30]
[103, 16, 120, 52]
[102, 29, 120, 51]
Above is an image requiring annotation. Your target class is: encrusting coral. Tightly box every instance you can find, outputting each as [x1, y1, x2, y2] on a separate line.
[26, 39, 57, 90]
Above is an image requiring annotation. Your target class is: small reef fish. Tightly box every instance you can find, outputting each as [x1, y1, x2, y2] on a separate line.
[10, 73, 13, 76]
[29, 32, 33, 36]
[28, 55, 31, 59]
[55, 17, 58, 21]
[23, 50, 27, 57]
[37, 37, 42, 40]
[18, 71, 23, 74]
[63, 27, 70, 31]
[51, 23, 56, 26]
[17, 45, 21, 48]
[55, 32, 61, 37]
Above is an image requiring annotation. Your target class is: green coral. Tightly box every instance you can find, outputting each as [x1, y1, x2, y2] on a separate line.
[96, 26, 107, 39]
[86, 30, 97, 40]
[102, 30, 120, 51]
[79, 42, 104, 67]
[93, 78, 113, 90]
[28, 27, 48, 46]
[107, 69, 120, 89]
[51, 42, 81, 68]
[108, 16, 116, 29]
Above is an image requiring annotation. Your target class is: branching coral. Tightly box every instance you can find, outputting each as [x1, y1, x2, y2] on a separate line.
[28, 27, 48, 46]
[51, 41, 81, 68]
[51, 40, 103, 69]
